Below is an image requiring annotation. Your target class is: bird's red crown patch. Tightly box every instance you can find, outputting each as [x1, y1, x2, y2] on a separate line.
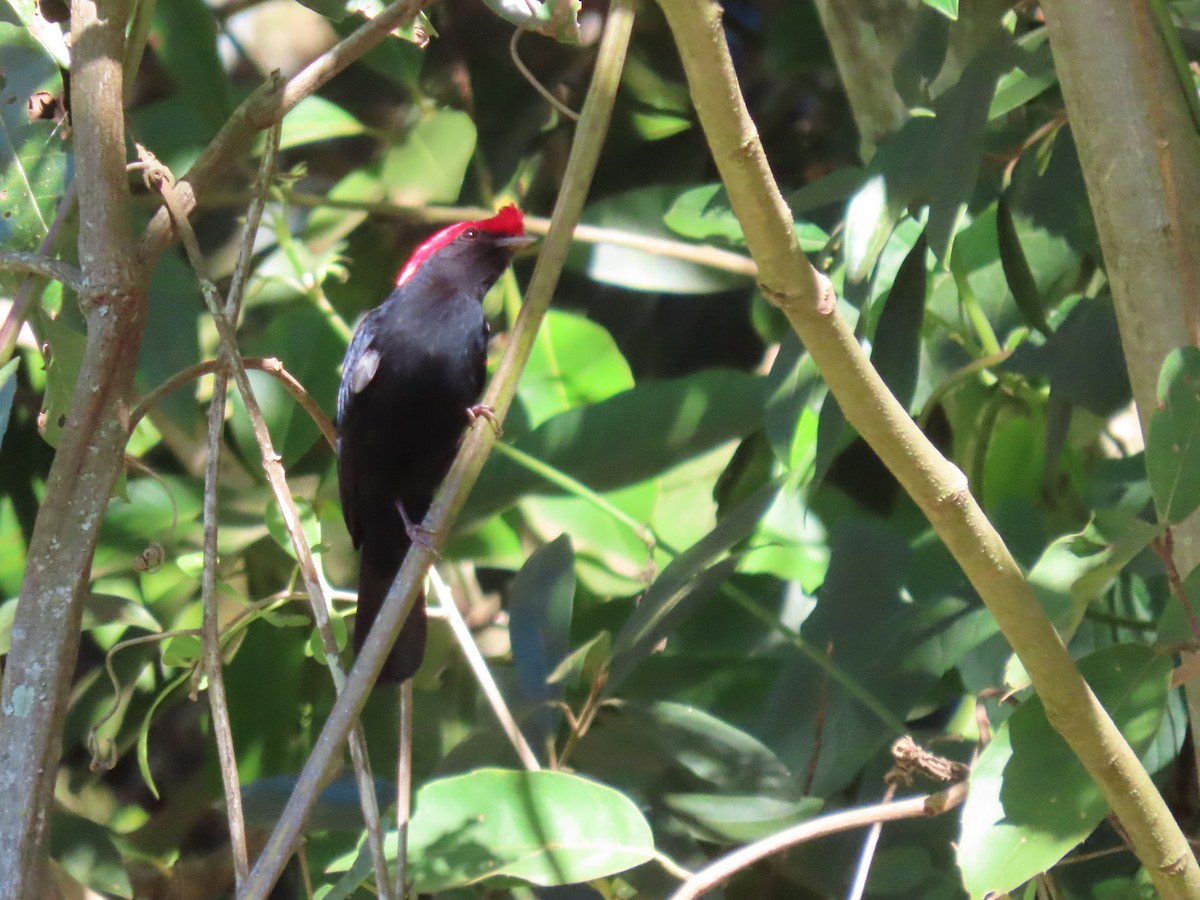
[395, 205, 526, 286]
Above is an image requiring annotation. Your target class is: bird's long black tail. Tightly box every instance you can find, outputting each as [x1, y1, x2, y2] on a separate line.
[355, 511, 427, 684]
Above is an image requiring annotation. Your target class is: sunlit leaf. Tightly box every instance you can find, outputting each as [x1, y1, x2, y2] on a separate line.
[959, 644, 1171, 898]
[407, 769, 653, 890]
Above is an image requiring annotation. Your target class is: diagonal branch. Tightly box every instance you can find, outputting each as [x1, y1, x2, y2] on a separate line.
[651, 1, 1200, 896]
[239, 3, 638, 895]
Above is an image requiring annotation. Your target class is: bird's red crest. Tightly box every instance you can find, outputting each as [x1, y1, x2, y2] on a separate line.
[395, 205, 526, 286]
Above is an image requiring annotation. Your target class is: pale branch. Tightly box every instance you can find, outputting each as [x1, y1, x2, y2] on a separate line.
[196, 117, 285, 890]
[667, 785, 966, 900]
[428, 568, 541, 772]
[239, 4, 638, 895]
[652, 0, 1200, 895]
[128, 356, 338, 452]
[0, 1, 143, 896]
[0, 252, 83, 295]
[188, 191, 760, 277]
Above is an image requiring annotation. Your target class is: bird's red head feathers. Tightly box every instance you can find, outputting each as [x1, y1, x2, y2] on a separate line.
[395, 205, 526, 287]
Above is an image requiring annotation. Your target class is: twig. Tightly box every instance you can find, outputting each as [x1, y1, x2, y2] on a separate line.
[240, 5, 636, 895]
[666, 787, 967, 900]
[184, 192, 760, 277]
[802, 641, 834, 796]
[192, 114, 289, 889]
[428, 568, 541, 771]
[0, 252, 84, 295]
[847, 784, 896, 900]
[146, 137, 394, 899]
[395, 681, 413, 897]
[199, 348, 250, 885]
[129, 356, 338, 451]
[1154, 528, 1200, 641]
[510, 28, 580, 121]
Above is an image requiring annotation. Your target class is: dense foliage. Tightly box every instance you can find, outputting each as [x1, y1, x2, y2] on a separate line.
[3, 0, 1200, 897]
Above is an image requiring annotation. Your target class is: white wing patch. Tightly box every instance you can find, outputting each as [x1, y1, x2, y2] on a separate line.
[351, 347, 381, 395]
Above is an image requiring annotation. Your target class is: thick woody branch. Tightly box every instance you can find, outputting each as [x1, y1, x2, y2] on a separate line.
[652, 0, 1200, 896]
[0, 1, 143, 896]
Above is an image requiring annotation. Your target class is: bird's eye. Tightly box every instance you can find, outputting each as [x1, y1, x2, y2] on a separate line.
[462, 227, 480, 240]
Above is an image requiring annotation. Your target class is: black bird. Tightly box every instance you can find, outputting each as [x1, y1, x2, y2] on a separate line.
[336, 205, 534, 682]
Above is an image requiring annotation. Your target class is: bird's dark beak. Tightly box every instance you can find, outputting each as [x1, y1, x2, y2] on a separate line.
[497, 234, 538, 253]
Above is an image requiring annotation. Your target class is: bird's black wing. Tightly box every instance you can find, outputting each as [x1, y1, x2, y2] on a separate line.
[336, 314, 384, 548]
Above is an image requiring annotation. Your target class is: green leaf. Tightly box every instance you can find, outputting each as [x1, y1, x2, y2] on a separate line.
[479, 0, 582, 43]
[270, 95, 367, 152]
[664, 792, 822, 843]
[0, 22, 68, 295]
[230, 304, 344, 467]
[571, 186, 754, 294]
[382, 109, 477, 206]
[508, 534, 575, 705]
[996, 194, 1051, 337]
[1146, 347, 1200, 522]
[518, 309, 634, 428]
[958, 644, 1172, 898]
[2, 0, 70, 66]
[665, 184, 828, 252]
[466, 370, 768, 522]
[407, 769, 653, 891]
[870, 232, 928, 410]
[265, 496, 322, 561]
[921, 0, 959, 19]
[0, 358, 19, 452]
[34, 309, 86, 449]
[49, 810, 134, 898]
[152, 0, 234, 135]
[621, 701, 793, 792]
[607, 485, 776, 690]
[989, 29, 1057, 121]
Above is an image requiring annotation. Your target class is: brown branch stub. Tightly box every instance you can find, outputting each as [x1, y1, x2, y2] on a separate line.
[886, 736, 969, 788]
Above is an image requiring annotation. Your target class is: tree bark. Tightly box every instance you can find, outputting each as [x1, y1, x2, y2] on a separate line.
[0, 1, 142, 895]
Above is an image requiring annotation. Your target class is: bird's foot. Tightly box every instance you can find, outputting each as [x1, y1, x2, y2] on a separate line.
[467, 403, 502, 437]
[396, 501, 439, 554]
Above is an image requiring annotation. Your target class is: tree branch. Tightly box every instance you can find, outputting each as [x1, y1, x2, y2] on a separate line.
[239, 3, 638, 894]
[0, 1, 143, 896]
[652, 1, 1200, 896]
[0, 251, 83, 295]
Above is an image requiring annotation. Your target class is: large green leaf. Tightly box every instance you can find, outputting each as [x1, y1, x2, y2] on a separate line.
[465, 369, 768, 523]
[870, 231, 928, 411]
[958, 644, 1172, 898]
[517, 309, 634, 428]
[382, 109, 476, 206]
[407, 769, 654, 891]
[1146, 346, 1200, 523]
[607, 484, 776, 690]
[508, 534, 575, 708]
[0, 22, 68, 296]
